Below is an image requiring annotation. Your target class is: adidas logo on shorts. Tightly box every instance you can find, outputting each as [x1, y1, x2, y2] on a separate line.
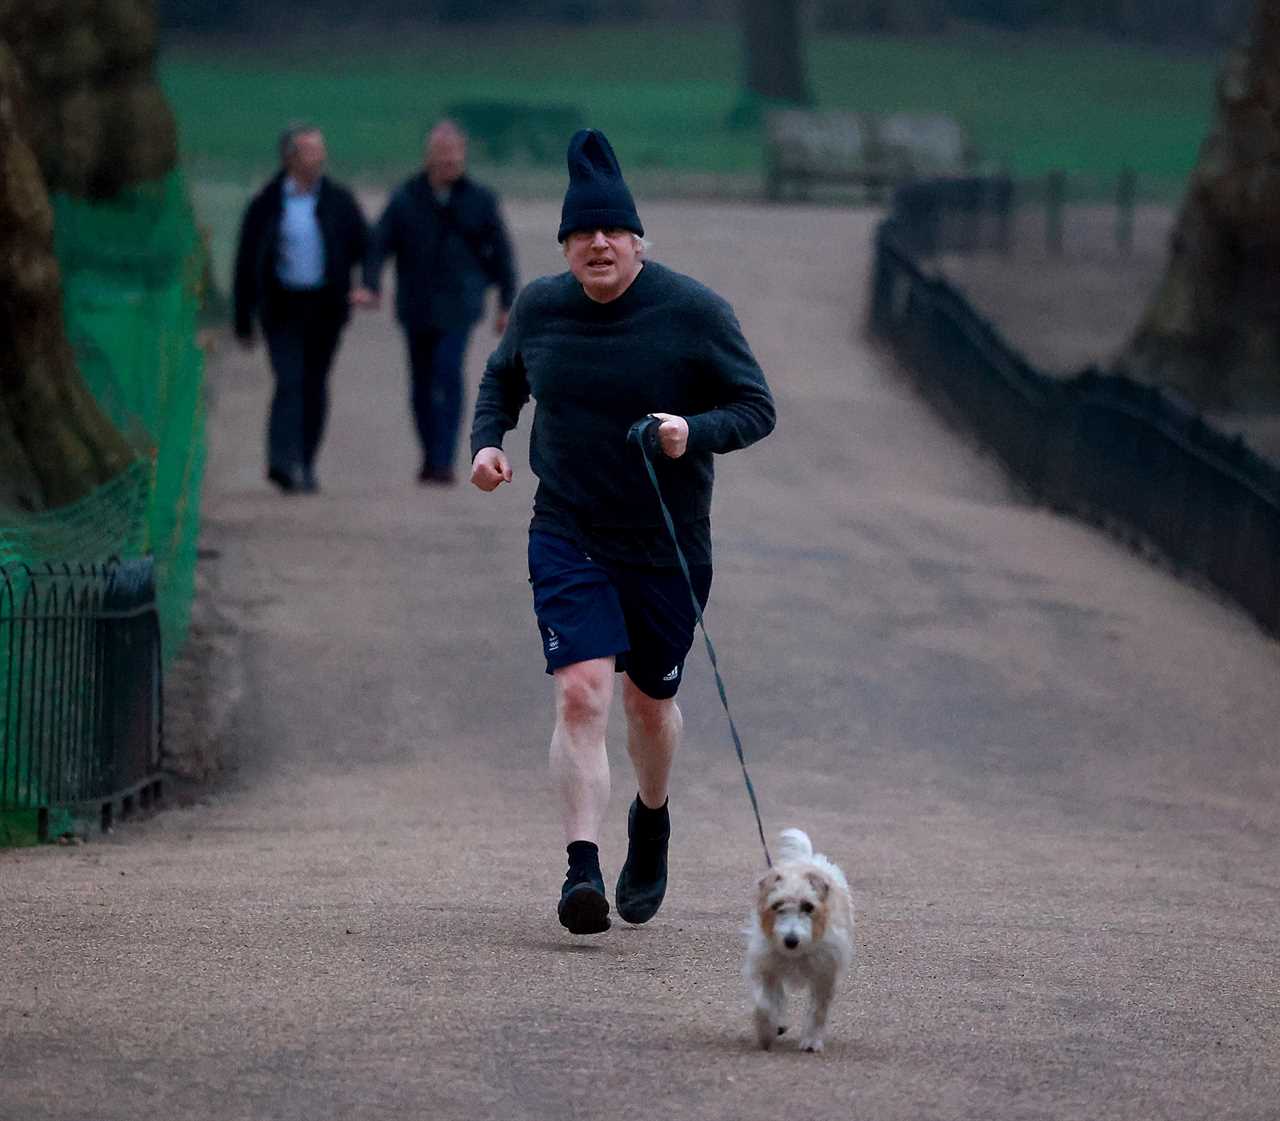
[662, 665, 679, 683]
[546, 627, 560, 653]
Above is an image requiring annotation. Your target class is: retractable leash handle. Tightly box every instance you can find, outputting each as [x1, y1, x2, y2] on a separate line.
[627, 414, 773, 869]
[626, 414, 663, 456]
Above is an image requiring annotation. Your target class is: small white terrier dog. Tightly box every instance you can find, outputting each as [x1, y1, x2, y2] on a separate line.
[744, 828, 855, 1053]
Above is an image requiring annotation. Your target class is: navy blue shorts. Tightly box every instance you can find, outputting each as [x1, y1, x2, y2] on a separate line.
[528, 531, 712, 700]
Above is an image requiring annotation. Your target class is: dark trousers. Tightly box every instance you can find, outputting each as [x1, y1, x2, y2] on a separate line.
[263, 291, 343, 484]
[406, 326, 471, 473]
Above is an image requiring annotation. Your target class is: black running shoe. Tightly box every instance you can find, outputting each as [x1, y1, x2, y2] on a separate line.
[615, 795, 669, 925]
[558, 865, 610, 935]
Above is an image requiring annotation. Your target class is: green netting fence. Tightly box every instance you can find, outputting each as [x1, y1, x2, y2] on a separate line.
[1, 169, 205, 844]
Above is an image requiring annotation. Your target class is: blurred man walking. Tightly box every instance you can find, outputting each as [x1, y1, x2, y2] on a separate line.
[234, 125, 369, 493]
[359, 121, 517, 485]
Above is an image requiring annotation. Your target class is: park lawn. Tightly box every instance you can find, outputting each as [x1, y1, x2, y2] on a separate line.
[161, 22, 1216, 194]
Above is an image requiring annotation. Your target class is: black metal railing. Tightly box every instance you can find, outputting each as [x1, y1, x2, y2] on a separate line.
[1, 558, 163, 839]
[891, 170, 1157, 260]
[870, 184, 1280, 636]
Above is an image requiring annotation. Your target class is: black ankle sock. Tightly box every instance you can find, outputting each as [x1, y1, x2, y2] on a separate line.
[634, 794, 669, 821]
[566, 840, 601, 874]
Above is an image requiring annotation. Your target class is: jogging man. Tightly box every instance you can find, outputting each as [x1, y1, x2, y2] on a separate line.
[469, 129, 776, 935]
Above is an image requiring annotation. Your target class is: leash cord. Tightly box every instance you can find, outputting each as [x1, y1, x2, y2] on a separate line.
[631, 418, 772, 869]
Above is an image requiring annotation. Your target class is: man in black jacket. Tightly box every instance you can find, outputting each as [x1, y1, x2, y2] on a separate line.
[233, 125, 369, 493]
[469, 130, 775, 937]
[359, 121, 516, 485]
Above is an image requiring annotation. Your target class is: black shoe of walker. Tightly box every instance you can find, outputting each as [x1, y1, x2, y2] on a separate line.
[615, 796, 670, 925]
[558, 865, 610, 935]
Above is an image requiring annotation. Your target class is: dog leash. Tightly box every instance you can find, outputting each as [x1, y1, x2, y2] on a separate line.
[627, 416, 773, 869]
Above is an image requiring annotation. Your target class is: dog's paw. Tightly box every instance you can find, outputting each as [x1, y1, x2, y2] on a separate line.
[799, 1035, 825, 1054]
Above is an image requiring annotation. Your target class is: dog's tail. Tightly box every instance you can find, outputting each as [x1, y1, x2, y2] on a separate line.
[776, 828, 814, 863]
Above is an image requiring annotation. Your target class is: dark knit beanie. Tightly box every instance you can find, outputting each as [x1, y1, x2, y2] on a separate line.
[557, 129, 644, 243]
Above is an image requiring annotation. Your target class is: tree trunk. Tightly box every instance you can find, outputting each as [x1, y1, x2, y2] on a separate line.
[1116, 0, 1280, 409]
[0, 0, 180, 513]
[0, 44, 134, 513]
[0, 0, 178, 199]
[739, 0, 812, 106]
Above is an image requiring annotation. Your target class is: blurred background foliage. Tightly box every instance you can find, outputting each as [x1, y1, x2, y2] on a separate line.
[158, 0, 1251, 43]
[153, 1, 1239, 293]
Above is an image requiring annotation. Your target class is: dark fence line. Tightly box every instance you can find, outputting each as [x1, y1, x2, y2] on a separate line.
[1, 559, 164, 840]
[870, 184, 1280, 636]
[894, 170, 1157, 260]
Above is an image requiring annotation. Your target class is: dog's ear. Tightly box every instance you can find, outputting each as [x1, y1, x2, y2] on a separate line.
[804, 871, 830, 901]
[757, 870, 781, 899]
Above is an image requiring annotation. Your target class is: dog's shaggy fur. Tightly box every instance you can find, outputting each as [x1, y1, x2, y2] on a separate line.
[744, 828, 854, 1053]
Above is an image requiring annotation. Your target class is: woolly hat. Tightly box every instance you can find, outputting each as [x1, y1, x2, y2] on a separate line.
[557, 129, 644, 242]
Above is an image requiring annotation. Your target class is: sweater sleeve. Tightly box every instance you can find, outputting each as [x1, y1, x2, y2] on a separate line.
[684, 297, 776, 455]
[363, 190, 399, 293]
[232, 192, 265, 340]
[485, 196, 518, 311]
[343, 189, 370, 286]
[470, 290, 532, 457]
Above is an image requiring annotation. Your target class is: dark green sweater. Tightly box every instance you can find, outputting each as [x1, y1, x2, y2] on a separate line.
[470, 260, 775, 566]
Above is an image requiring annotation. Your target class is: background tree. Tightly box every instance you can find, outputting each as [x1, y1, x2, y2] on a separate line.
[0, 46, 133, 512]
[736, 0, 812, 117]
[0, 0, 178, 512]
[816, 0, 946, 34]
[1116, 0, 1280, 408]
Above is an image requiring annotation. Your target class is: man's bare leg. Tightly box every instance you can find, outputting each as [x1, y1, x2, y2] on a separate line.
[616, 676, 680, 924]
[621, 676, 681, 808]
[551, 657, 615, 934]
[550, 657, 615, 844]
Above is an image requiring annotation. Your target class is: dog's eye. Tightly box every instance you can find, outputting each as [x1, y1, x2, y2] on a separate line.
[800, 901, 814, 914]
[770, 900, 783, 912]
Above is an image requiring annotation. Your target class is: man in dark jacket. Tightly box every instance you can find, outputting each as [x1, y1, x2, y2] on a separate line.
[233, 125, 369, 493]
[469, 129, 775, 937]
[359, 121, 516, 485]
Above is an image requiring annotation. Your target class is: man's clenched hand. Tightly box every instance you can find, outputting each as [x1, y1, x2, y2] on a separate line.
[471, 446, 513, 491]
[649, 413, 689, 459]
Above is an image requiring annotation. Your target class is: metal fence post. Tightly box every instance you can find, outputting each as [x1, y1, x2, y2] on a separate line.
[1117, 167, 1136, 256]
[995, 172, 1014, 256]
[1046, 170, 1065, 257]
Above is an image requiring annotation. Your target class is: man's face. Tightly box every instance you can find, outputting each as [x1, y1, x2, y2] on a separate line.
[287, 131, 327, 183]
[426, 133, 467, 187]
[563, 228, 641, 303]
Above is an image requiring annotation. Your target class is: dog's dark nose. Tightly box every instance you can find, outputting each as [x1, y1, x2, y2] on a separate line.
[784, 934, 799, 949]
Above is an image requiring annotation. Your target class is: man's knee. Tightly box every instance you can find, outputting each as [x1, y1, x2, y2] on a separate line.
[556, 659, 613, 728]
[623, 680, 678, 738]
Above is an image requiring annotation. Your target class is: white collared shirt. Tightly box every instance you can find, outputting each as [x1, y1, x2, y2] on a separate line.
[277, 177, 326, 289]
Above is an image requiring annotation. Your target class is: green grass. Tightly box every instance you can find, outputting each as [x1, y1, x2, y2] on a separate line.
[160, 22, 1217, 193]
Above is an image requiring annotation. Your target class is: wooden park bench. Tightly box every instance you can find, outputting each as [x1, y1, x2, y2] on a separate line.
[764, 109, 976, 201]
[446, 100, 585, 165]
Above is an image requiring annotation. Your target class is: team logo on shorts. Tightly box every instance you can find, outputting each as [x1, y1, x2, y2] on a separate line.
[546, 627, 560, 654]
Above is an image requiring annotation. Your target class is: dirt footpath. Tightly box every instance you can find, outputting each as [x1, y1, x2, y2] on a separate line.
[3, 200, 1279, 1121]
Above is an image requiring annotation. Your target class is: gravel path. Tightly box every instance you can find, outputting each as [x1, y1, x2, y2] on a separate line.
[3, 199, 1278, 1121]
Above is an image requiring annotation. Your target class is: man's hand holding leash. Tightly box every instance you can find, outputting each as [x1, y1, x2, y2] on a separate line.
[648, 413, 688, 459]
